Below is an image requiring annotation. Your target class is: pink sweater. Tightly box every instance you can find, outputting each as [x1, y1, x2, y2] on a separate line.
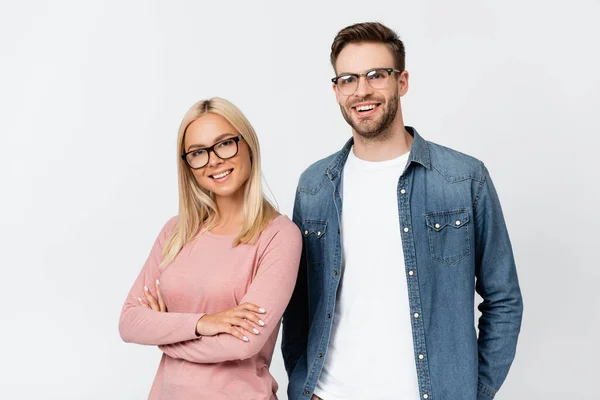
[119, 215, 302, 400]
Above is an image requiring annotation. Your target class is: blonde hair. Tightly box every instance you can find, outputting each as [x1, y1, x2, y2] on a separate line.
[160, 97, 277, 268]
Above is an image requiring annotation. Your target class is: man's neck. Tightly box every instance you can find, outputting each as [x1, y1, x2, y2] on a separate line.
[352, 126, 414, 162]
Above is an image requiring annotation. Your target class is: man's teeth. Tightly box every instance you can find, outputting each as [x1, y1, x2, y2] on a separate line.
[356, 105, 376, 111]
[212, 170, 231, 179]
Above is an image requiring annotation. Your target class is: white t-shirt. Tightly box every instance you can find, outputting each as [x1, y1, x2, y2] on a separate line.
[314, 147, 420, 400]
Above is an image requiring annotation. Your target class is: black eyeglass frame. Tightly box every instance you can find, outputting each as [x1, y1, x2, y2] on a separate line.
[181, 134, 244, 169]
[331, 67, 403, 92]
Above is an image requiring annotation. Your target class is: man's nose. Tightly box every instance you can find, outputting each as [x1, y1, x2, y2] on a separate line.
[354, 76, 374, 97]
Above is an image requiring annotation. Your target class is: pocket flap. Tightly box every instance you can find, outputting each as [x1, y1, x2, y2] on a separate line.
[425, 209, 469, 231]
[301, 220, 327, 238]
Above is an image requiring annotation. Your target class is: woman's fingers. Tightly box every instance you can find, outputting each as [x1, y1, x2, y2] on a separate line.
[196, 304, 267, 340]
[235, 310, 265, 327]
[137, 297, 150, 308]
[239, 302, 266, 315]
[226, 326, 249, 342]
[155, 280, 166, 312]
[227, 317, 260, 335]
[143, 285, 160, 311]
[236, 303, 266, 326]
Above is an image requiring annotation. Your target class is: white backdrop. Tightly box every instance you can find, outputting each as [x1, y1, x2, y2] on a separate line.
[1, 1, 599, 399]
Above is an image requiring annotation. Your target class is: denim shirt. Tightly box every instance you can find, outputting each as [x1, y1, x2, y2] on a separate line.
[282, 127, 523, 400]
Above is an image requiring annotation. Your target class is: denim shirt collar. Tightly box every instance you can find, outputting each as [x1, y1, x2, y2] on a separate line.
[325, 126, 431, 181]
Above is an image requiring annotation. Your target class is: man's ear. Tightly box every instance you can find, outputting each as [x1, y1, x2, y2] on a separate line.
[333, 83, 340, 103]
[398, 70, 409, 97]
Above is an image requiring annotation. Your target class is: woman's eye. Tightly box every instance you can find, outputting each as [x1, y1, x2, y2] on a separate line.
[219, 139, 234, 148]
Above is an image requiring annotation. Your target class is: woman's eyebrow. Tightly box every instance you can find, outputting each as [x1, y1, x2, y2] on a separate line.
[187, 133, 235, 151]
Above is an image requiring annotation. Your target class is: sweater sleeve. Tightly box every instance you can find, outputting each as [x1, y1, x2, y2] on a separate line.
[118, 217, 204, 345]
[158, 219, 302, 363]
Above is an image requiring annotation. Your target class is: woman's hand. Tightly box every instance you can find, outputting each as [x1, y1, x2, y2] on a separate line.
[195, 303, 267, 342]
[138, 280, 266, 342]
[138, 279, 166, 312]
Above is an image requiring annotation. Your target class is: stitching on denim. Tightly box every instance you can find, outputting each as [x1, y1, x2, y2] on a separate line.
[431, 163, 483, 184]
[425, 208, 469, 217]
[473, 167, 488, 211]
[398, 172, 433, 397]
[303, 219, 328, 226]
[302, 220, 326, 268]
[424, 210, 469, 227]
[477, 381, 497, 398]
[298, 173, 328, 195]
[302, 179, 343, 398]
[424, 209, 470, 265]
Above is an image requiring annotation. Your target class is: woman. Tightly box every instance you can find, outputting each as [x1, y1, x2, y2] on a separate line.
[119, 97, 302, 399]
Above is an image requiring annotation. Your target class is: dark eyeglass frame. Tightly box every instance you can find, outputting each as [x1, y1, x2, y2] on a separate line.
[181, 134, 243, 169]
[331, 67, 403, 94]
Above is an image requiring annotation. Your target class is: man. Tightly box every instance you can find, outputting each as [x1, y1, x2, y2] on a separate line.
[282, 22, 523, 400]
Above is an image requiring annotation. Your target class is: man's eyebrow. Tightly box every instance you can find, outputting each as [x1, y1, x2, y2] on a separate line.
[186, 133, 236, 151]
[336, 67, 386, 76]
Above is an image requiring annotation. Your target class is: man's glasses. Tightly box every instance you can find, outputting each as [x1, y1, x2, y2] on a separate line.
[181, 135, 243, 169]
[332, 68, 402, 95]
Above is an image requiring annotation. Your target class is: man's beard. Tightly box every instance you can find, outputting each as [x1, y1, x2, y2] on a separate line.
[340, 95, 399, 141]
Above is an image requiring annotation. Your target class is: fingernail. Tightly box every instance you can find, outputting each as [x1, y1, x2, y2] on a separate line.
[137, 297, 142, 302]
[156, 279, 160, 285]
[253, 328, 259, 334]
[259, 308, 266, 313]
[258, 320, 265, 326]
[144, 286, 149, 291]
[243, 336, 249, 342]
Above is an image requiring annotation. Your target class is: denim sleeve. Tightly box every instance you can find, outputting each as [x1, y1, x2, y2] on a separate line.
[474, 165, 523, 400]
[281, 189, 310, 377]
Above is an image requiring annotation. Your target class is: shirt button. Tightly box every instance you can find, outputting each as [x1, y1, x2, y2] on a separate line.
[305, 390, 310, 395]
[423, 394, 429, 399]
[414, 313, 420, 318]
[408, 270, 414, 276]
[317, 353, 323, 358]
[418, 354, 424, 359]
[400, 188, 406, 194]
[455, 220, 461, 226]
[304, 230, 309, 235]
[333, 270, 339, 276]
[327, 313, 331, 318]
[404, 227, 409, 233]
[317, 231, 322, 237]
[435, 223, 441, 229]
[337, 228, 340, 235]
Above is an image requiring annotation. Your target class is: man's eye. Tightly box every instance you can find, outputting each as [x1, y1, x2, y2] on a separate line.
[339, 76, 356, 85]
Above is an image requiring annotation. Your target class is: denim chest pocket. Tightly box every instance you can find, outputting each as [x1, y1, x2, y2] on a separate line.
[425, 209, 470, 264]
[301, 220, 327, 268]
